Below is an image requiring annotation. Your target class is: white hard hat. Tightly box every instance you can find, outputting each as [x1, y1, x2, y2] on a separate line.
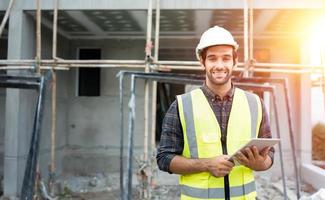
[196, 25, 239, 60]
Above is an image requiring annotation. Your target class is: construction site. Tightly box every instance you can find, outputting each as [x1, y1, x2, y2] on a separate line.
[0, 0, 325, 199]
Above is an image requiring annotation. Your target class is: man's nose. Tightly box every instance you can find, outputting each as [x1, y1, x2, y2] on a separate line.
[213, 60, 225, 69]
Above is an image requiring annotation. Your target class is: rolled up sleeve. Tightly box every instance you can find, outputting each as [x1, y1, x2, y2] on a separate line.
[156, 100, 184, 173]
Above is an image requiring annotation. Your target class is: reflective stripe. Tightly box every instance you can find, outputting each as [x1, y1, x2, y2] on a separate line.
[244, 91, 258, 138]
[181, 184, 211, 199]
[181, 93, 198, 158]
[230, 180, 256, 197]
[181, 181, 256, 198]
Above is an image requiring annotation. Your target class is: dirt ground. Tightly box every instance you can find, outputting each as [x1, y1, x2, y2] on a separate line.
[0, 174, 317, 200]
[62, 185, 180, 200]
[57, 176, 314, 200]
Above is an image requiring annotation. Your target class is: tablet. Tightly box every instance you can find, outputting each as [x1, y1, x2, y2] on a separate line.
[228, 138, 280, 160]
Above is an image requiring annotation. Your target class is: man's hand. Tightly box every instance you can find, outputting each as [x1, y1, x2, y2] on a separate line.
[169, 155, 234, 176]
[234, 146, 272, 171]
[207, 155, 235, 177]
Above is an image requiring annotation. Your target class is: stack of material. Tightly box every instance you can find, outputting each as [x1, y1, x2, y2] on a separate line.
[312, 123, 325, 164]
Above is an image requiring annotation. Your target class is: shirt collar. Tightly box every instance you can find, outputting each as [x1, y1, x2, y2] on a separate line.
[201, 82, 235, 101]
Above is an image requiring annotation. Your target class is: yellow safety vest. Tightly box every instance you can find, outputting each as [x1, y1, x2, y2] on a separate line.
[177, 88, 262, 200]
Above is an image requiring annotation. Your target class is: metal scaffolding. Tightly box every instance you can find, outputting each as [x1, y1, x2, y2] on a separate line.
[118, 71, 305, 200]
[0, 74, 47, 200]
[2, 0, 325, 199]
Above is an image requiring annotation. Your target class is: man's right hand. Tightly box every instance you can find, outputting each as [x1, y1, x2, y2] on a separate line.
[207, 155, 234, 177]
[169, 155, 234, 176]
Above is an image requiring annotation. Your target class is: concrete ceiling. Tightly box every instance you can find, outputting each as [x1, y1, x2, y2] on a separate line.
[22, 9, 324, 40]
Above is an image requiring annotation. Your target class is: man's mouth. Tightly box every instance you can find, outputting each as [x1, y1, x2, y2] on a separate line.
[212, 70, 227, 78]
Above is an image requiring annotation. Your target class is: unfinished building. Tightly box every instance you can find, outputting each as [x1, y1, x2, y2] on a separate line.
[0, 0, 325, 199]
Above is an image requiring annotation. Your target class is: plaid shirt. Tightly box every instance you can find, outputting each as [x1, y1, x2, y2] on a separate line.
[156, 83, 274, 173]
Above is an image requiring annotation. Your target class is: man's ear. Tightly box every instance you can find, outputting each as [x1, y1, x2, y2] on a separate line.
[232, 57, 238, 69]
[199, 57, 205, 70]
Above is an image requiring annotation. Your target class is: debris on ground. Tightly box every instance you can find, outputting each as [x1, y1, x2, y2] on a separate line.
[45, 173, 317, 200]
[0, 171, 318, 199]
[255, 175, 316, 200]
[300, 188, 325, 200]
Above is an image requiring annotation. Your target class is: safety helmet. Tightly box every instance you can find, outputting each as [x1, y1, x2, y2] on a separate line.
[196, 25, 239, 60]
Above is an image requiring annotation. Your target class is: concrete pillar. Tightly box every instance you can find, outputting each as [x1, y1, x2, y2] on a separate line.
[299, 36, 325, 190]
[299, 74, 312, 164]
[299, 41, 312, 164]
[4, 1, 36, 198]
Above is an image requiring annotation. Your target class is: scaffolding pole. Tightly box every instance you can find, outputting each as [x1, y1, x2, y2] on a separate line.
[243, 0, 249, 77]
[139, 0, 154, 198]
[0, 0, 15, 38]
[249, 0, 254, 77]
[249, 0, 254, 62]
[2, 64, 324, 75]
[149, 0, 160, 187]
[1, 59, 325, 71]
[49, 0, 58, 196]
[36, 0, 41, 74]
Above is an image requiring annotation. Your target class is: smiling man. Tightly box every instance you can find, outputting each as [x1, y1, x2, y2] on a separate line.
[156, 26, 274, 200]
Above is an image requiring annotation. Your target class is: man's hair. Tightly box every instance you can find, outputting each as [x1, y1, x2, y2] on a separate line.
[200, 46, 238, 66]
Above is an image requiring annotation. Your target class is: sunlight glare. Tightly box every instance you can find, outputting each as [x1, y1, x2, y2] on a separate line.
[308, 14, 325, 66]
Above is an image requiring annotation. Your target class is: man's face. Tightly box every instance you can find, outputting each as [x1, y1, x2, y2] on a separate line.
[202, 45, 235, 86]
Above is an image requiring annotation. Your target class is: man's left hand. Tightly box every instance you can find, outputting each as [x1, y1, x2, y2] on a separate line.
[234, 146, 272, 171]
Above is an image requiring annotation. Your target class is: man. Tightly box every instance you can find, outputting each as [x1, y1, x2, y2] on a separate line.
[156, 26, 274, 200]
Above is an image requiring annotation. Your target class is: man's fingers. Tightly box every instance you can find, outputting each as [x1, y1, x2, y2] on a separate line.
[235, 151, 248, 163]
[218, 168, 232, 176]
[260, 147, 271, 156]
[222, 158, 235, 168]
[251, 146, 260, 157]
[245, 147, 255, 160]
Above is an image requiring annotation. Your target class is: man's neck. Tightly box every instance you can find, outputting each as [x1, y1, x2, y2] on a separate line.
[206, 81, 232, 99]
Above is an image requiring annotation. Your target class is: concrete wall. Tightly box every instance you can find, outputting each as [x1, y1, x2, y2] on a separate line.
[4, 8, 38, 196]
[37, 24, 71, 178]
[3, 10, 70, 196]
[53, 39, 148, 175]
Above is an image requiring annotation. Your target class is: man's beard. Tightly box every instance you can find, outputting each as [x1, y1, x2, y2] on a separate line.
[206, 68, 232, 86]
